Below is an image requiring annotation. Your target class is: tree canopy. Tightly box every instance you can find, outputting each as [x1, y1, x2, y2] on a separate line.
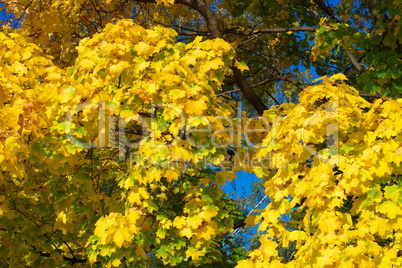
[0, 0, 402, 267]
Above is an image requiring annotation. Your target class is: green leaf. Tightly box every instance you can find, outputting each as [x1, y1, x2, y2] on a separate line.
[384, 185, 400, 200]
[367, 189, 381, 200]
[155, 245, 170, 259]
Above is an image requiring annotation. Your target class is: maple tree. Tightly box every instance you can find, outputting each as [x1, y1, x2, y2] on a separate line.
[0, 0, 402, 267]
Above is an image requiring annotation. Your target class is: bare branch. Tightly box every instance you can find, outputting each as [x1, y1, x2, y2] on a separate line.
[312, 0, 335, 18]
[345, 50, 363, 73]
[250, 78, 279, 88]
[225, 26, 316, 36]
[178, 31, 211, 36]
[216, 89, 241, 96]
[232, 195, 269, 234]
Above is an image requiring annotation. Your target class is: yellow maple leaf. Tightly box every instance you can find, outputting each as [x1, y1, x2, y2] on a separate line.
[244, 215, 257, 227]
[156, 0, 175, 7]
[54, 211, 74, 234]
[135, 42, 155, 57]
[259, 235, 280, 255]
[46, 72, 62, 81]
[186, 100, 207, 115]
[185, 247, 203, 260]
[57, 211, 67, 224]
[180, 227, 193, 238]
[156, 228, 166, 239]
[197, 223, 217, 240]
[199, 209, 217, 221]
[173, 216, 186, 229]
[343, 162, 360, 178]
[111, 259, 121, 266]
[168, 89, 186, 101]
[128, 191, 141, 205]
[202, 58, 224, 71]
[187, 216, 203, 229]
[234, 61, 249, 72]
[287, 230, 308, 241]
[164, 169, 179, 182]
[79, 59, 95, 70]
[344, 245, 364, 258]
[329, 73, 348, 82]
[113, 230, 125, 248]
[138, 187, 150, 199]
[109, 61, 130, 75]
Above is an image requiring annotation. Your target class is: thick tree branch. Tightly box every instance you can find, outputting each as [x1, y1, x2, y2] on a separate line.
[191, 0, 269, 115]
[299, 0, 321, 18]
[135, 0, 269, 115]
[231, 68, 270, 115]
[365, 0, 381, 23]
[312, 0, 335, 18]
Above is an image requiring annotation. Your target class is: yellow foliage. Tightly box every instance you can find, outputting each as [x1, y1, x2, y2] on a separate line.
[240, 74, 402, 267]
[1, 0, 402, 265]
[0, 19, 237, 267]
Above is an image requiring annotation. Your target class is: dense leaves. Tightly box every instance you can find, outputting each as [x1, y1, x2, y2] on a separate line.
[0, 21, 242, 266]
[240, 74, 402, 267]
[0, 0, 402, 267]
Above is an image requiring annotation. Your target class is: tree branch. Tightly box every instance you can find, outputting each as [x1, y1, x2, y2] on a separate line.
[312, 0, 335, 18]
[189, 0, 269, 115]
[359, 92, 383, 102]
[299, 0, 322, 18]
[178, 31, 211, 36]
[216, 88, 241, 96]
[225, 26, 316, 36]
[231, 195, 269, 235]
[135, 0, 269, 115]
[31, 246, 88, 264]
[345, 50, 363, 73]
[365, 0, 381, 23]
[179, 26, 316, 38]
[231, 68, 269, 115]
[307, 0, 364, 73]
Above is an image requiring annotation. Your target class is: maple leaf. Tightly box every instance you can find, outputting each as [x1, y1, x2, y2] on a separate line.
[234, 61, 249, 72]
[109, 61, 130, 75]
[186, 100, 208, 115]
[79, 59, 95, 70]
[244, 215, 257, 227]
[180, 227, 193, 238]
[114, 229, 130, 248]
[156, 245, 170, 259]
